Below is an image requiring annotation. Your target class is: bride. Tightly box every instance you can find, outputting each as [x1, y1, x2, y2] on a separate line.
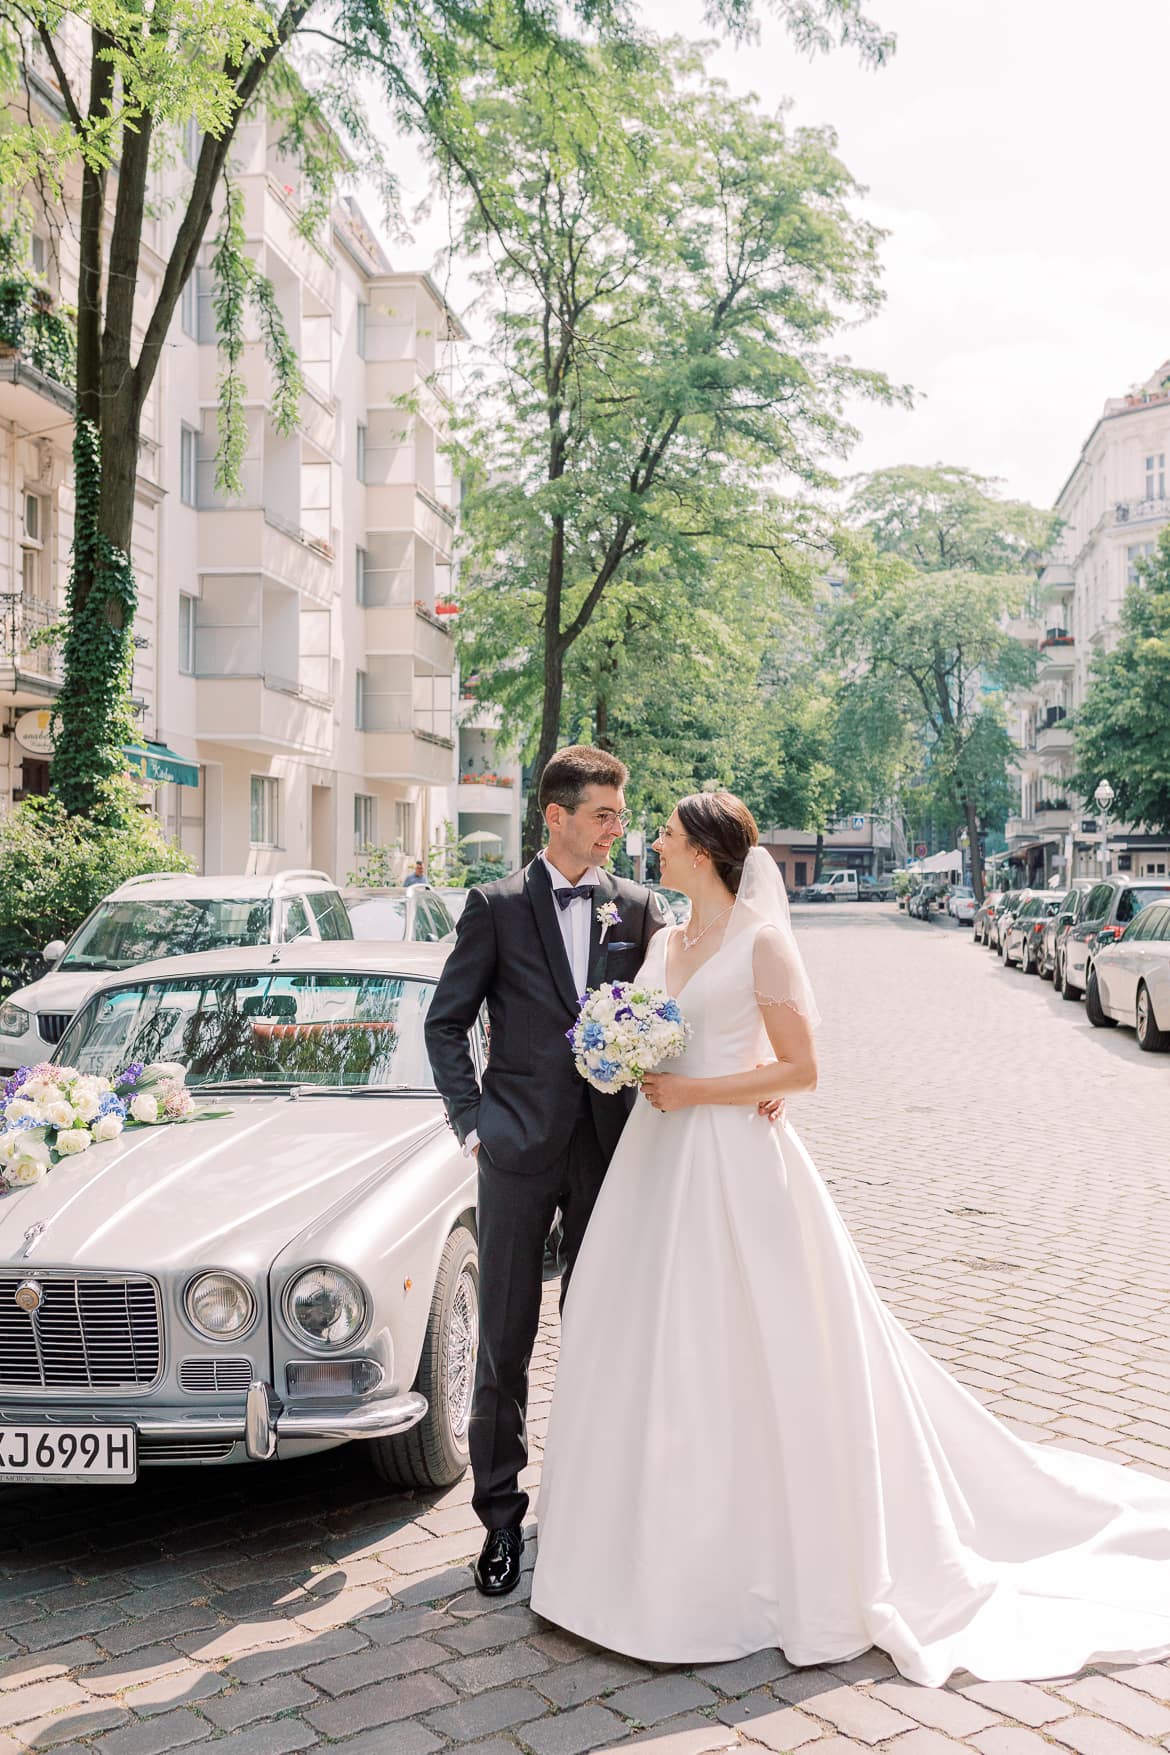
[530, 790, 1170, 1687]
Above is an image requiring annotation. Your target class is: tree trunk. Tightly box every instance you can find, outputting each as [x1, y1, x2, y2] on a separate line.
[813, 830, 825, 883]
[963, 795, 985, 902]
[595, 693, 610, 751]
[523, 639, 565, 862]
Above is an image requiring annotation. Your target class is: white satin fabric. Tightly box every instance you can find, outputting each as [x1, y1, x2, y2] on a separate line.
[530, 924, 1170, 1685]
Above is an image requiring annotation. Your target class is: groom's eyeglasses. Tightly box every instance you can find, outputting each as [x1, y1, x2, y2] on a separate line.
[585, 809, 631, 833]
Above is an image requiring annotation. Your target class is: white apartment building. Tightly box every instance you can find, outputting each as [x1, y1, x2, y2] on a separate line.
[1005, 361, 1170, 887]
[0, 42, 527, 882]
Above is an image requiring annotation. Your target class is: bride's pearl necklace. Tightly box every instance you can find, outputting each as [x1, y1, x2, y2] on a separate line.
[681, 904, 733, 951]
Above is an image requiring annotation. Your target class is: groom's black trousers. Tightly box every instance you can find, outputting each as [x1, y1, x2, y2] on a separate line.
[471, 1101, 606, 1532]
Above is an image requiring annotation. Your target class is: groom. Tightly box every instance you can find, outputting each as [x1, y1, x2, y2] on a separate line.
[425, 745, 668, 1596]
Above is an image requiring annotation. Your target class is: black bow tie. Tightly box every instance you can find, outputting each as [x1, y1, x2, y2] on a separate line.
[556, 884, 596, 909]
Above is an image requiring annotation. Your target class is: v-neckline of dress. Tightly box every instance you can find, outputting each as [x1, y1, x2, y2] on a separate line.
[663, 923, 734, 1003]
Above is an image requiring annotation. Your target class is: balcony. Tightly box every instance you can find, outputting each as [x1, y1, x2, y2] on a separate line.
[237, 175, 332, 306]
[197, 506, 334, 604]
[361, 603, 454, 671]
[1037, 719, 1073, 755]
[194, 672, 334, 757]
[1034, 800, 1073, 831]
[1038, 630, 1074, 678]
[361, 727, 455, 785]
[0, 593, 62, 704]
[0, 281, 76, 423]
[1038, 559, 1075, 598]
[457, 776, 516, 817]
[364, 483, 456, 561]
[1107, 496, 1170, 532]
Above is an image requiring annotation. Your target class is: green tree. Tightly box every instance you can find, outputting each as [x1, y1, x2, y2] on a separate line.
[446, 37, 899, 858]
[1073, 532, 1170, 830]
[838, 467, 1058, 899]
[0, 0, 889, 826]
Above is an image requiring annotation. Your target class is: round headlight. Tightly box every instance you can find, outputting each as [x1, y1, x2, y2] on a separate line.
[185, 1272, 256, 1339]
[284, 1266, 367, 1349]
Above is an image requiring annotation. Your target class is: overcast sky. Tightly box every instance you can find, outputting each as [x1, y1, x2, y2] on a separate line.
[391, 0, 1170, 511]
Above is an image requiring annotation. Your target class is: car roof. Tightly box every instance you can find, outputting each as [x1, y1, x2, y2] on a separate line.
[79, 940, 450, 995]
[107, 871, 338, 901]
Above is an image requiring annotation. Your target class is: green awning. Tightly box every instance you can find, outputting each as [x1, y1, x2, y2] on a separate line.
[124, 741, 200, 788]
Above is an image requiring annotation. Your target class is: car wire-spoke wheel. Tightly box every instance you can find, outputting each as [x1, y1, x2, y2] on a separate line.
[445, 1263, 479, 1443]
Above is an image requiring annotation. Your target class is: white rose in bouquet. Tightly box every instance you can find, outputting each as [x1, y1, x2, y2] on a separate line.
[129, 1093, 160, 1125]
[54, 1128, 93, 1157]
[92, 1114, 125, 1143]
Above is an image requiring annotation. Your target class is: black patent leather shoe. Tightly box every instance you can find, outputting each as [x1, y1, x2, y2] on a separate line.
[473, 1525, 524, 1596]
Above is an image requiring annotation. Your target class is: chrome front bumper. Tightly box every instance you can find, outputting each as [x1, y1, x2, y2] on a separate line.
[0, 1386, 428, 1462]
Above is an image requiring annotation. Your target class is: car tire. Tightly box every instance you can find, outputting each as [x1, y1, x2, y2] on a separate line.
[1136, 982, 1170, 1052]
[1021, 941, 1033, 975]
[1058, 955, 1081, 1000]
[370, 1223, 479, 1491]
[1000, 938, 1011, 964]
[1085, 970, 1118, 1029]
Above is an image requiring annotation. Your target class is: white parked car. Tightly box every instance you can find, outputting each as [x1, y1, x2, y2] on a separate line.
[0, 871, 352, 1074]
[343, 886, 456, 942]
[0, 941, 478, 1486]
[947, 886, 977, 925]
[1085, 899, 1170, 1051]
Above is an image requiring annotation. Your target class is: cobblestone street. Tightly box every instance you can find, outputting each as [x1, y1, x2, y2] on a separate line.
[5, 903, 1170, 1755]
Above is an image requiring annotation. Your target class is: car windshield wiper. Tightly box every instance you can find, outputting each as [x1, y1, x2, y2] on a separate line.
[191, 1079, 298, 1094]
[292, 1084, 438, 1097]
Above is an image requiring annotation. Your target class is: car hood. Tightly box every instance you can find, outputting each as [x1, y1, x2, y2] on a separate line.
[5, 968, 113, 1016]
[0, 1095, 447, 1273]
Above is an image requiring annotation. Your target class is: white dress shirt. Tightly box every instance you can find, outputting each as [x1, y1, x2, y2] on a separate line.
[463, 853, 602, 1159]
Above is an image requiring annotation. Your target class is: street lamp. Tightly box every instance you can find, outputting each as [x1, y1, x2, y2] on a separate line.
[958, 829, 970, 886]
[1094, 779, 1115, 875]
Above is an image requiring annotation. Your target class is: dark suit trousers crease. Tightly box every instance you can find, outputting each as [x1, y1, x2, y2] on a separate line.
[471, 1101, 607, 1532]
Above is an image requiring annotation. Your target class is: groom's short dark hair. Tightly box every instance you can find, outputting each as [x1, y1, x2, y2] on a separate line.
[539, 745, 628, 814]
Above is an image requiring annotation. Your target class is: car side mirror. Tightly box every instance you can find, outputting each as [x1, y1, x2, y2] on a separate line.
[42, 940, 66, 964]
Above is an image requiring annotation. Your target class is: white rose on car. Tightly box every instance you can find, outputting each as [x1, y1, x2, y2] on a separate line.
[54, 1128, 93, 1157]
[45, 1100, 76, 1129]
[5, 1154, 48, 1186]
[5, 1097, 37, 1123]
[72, 1092, 101, 1123]
[92, 1114, 125, 1143]
[130, 1093, 160, 1124]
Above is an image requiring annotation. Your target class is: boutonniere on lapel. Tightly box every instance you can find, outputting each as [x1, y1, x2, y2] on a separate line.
[596, 901, 622, 942]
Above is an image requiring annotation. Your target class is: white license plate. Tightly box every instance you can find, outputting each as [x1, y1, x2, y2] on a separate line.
[0, 1424, 137, 1482]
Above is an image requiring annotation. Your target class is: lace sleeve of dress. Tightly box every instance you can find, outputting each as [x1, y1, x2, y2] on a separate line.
[751, 923, 820, 1026]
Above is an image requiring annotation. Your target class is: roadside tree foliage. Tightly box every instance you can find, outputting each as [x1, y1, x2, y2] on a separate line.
[1073, 532, 1170, 832]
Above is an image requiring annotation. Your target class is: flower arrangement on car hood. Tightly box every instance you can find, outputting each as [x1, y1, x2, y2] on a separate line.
[0, 1061, 228, 1190]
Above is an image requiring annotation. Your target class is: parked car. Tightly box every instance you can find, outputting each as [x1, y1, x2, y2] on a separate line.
[987, 889, 1031, 953]
[0, 941, 479, 1487]
[859, 876, 895, 902]
[947, 885, 977, 925]
[908, 883, 945, 920]
[434, 888, 473, 925]
[1039, 880, 1096, 981]
[1061, 877, 1170, 1001]
[804, 870, 860, 902]
[343, 887, 456, 943]
[0, 871, 352, 1075]
[1086, 899, 1170, 1050]
[1001, 893, 1063, 971]
[971, 890, 1004, 944]
[649, 885, 692, 925]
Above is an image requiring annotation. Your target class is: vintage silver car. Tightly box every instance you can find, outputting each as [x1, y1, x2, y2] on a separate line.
[0, 942, 479, 1490]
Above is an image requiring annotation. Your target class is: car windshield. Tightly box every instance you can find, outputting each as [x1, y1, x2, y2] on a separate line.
[60, 899, 273, 971]
[54, 971, 437, 1091]
[951, 887, 974, 899]
[346, 897, 409, 942]
[1129, 886, 1170, 914]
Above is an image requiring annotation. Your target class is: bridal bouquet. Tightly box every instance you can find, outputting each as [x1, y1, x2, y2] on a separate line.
[0, 1061, 223, 1190]
[567, 982, 689, 1092]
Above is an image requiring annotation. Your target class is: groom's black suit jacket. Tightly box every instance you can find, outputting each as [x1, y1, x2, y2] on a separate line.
[425, 859, 667, 1176]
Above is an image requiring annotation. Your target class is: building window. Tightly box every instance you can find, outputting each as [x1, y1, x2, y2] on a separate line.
[354, 792, 376, 851]
[356, 545, 368, 606]
[1127, 540, 1157, 585]
[21, 493, 46, 601]
[178, 593, 196, 675]
[1146, 454, 1166, 500]
[250, 775, 280, 848]
[356, 301, 368, 359]
[356, 422, 367, 484]
[180, 424, 198, 506]
[180, 272, 198, 338]
[30, 234, 47, 277]
[395, 800, 415, 854]
[355, 668, 368, 730]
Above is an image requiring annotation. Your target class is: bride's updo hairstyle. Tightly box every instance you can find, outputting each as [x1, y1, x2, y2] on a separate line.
[676, 791, 760, 895]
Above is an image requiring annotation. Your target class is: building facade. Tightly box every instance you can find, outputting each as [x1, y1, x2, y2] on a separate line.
[1005, 362, 1170, 887]
[0, 45, 526, 882]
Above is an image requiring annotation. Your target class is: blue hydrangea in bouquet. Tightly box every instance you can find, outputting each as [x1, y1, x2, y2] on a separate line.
[566, 983, 689, 1092]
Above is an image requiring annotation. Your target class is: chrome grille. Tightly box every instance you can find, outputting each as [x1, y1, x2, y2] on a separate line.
[140, 1436, 239, 1462]
[36, 1012, 74, 1045]
[178, 1357, 253, 1394]
[0, 1273, 162, 1391]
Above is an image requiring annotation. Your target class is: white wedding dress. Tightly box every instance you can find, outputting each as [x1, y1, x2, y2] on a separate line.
[531, 895, 1170, 1686]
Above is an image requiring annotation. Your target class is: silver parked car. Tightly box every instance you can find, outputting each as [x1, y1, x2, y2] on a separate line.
[343, 887, 455, 943]
[0, 942, 478, 1489]
[1001, 894, 1063, 972]
[1086, 899, 1170, 1051]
